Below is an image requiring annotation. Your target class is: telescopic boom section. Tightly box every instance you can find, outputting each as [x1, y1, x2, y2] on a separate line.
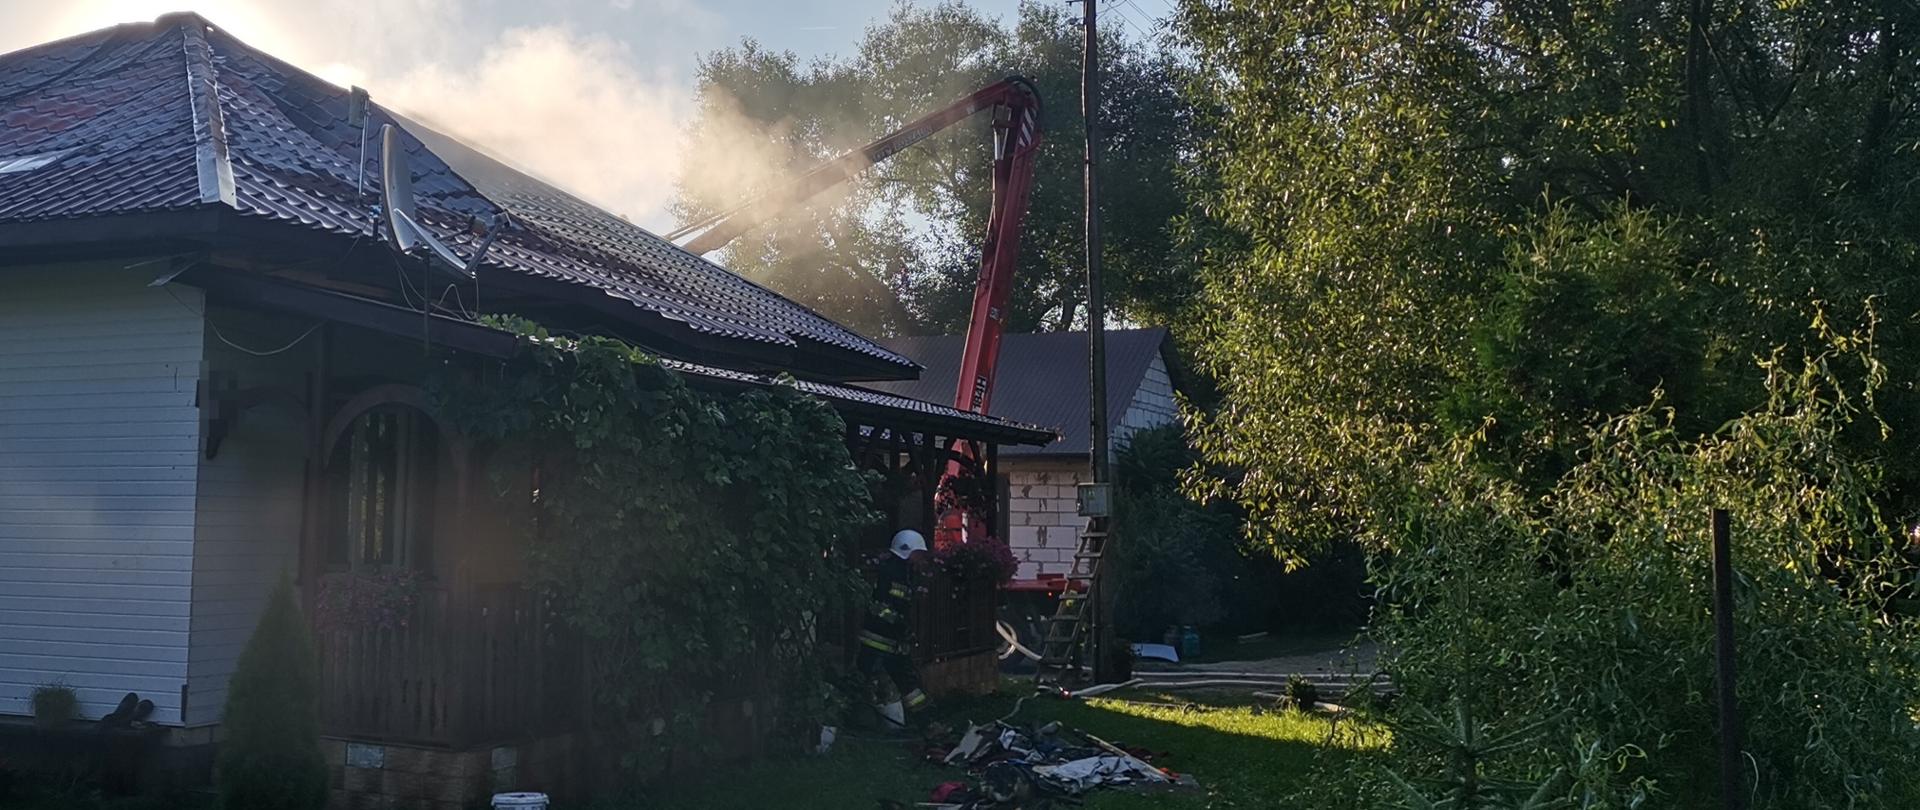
[667, 77, 1044, 266]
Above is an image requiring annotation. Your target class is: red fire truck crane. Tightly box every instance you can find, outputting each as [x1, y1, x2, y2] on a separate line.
[667, 77, 1045, 544]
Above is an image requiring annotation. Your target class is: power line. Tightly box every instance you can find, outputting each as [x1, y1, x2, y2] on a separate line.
[1111, 0, 1159, 40]
[161, 284, 323, 357]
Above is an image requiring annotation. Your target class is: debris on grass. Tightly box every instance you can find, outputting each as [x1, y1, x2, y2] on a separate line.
[902, 709, 1196, 808]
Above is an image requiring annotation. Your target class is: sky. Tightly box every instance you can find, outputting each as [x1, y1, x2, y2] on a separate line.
[0, 0, 1035, 230]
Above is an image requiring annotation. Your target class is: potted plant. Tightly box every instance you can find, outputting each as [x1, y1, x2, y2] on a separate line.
[30, 682, 76, 729]
[932, 536, 1019, 584]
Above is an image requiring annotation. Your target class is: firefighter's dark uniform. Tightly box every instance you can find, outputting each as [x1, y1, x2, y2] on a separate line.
[858, 553, 927, 713]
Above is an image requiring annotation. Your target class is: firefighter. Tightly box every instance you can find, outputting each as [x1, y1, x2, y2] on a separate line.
[860, 529, 929, 727]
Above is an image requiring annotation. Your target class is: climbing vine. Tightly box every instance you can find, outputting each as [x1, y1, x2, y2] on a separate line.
[429, 319, 876, 762]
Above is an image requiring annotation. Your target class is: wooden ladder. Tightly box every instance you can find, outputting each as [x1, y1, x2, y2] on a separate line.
[1035, 521, 1108, 684]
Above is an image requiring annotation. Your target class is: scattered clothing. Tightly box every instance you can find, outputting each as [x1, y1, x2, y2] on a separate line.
[912, 713, 1187, 807]
[1032, 755, 1165, 792]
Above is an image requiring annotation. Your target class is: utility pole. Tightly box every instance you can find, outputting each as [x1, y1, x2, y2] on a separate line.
[1080, 0, 1117, 684]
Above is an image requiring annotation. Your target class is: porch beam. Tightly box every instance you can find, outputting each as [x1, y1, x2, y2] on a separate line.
[181, 265, 522, 358]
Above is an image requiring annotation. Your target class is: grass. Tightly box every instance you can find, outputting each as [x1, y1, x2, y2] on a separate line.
[629, 685, 1386, 809]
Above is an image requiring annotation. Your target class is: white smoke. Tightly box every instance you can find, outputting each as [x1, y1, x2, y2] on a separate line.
[381, 26, 692, 229]
[2, 0, 722, 230]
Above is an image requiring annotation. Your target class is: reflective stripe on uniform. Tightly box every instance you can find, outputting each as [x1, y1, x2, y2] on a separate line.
[859, 630, 904, 654]
[903, 688, 928, 708]
[887, 584, 910, 599]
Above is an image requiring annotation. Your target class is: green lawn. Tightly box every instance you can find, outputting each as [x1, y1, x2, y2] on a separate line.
[630, 686, 1385, 809]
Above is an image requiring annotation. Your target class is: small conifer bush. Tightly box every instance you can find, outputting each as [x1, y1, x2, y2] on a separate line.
[218, 574, 327, 810]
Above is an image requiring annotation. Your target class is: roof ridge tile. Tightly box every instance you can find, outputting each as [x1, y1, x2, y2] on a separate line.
[177, 17, 233, 206]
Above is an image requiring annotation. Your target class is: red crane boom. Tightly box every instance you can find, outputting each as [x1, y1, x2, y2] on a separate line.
[669, 78, 1045, 542]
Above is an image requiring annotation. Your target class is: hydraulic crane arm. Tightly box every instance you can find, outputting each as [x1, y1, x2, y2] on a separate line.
[667, 77, 1044, 269]
[671, 77, 1043, 547]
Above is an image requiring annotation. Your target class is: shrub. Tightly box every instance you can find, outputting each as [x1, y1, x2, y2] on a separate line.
[218, 575, 325, 810]
[1282, 675, 1318, 710]
[1302, 353, 1920, 808]
[1110, 425, 1251, 639]
[430, 323, 875, 763]
[29, 682, 75, 729]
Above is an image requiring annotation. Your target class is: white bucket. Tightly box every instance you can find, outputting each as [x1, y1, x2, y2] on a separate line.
[492, 793, 550, 809]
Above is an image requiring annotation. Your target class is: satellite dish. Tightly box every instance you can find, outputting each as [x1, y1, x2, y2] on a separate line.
[380, 123, 473, 279]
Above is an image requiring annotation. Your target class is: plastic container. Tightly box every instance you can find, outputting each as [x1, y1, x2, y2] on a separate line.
[492, 793, 549, 809]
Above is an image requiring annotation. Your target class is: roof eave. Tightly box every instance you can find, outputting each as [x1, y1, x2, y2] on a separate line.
[0, 205, 910, 381]
[176, 267, 1051, 446]
[0, 208, 225, 264]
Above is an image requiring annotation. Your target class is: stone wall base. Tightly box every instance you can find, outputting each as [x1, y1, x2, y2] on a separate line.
[322, 732, 579, 810]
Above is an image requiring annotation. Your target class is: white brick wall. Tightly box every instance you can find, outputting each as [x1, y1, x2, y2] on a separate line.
[1003, 460, 1091, 578]
[1001, 352, 1180, 579]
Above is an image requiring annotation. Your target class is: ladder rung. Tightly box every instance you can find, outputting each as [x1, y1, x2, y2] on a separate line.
[1035, 524, 1109, 684]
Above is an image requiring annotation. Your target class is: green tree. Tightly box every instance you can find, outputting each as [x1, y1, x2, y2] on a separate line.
[678, 1, 1197, 335]
[1175, 2, 1920, 805]
[1176, 0, 1920, 558]
[218, 575, 326, 810]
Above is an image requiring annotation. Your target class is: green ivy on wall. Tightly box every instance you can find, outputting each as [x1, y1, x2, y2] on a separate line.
[430, 319, 877, 763]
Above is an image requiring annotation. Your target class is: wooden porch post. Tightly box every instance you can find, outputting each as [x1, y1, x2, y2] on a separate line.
[444, 423, 479, 748]
[916, 433, 941, 534]
[297, 324, 331, 604]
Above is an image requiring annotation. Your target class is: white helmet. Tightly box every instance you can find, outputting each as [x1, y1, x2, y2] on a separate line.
[890, 529, 928, 559]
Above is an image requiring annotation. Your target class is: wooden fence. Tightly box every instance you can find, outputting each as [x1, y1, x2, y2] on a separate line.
[914, 570, 1001, 663]
[316, 582, 579, 748]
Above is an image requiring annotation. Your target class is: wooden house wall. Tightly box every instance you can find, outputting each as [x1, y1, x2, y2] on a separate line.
[0, 262, 205, 725]
[183, 304, 314, 725]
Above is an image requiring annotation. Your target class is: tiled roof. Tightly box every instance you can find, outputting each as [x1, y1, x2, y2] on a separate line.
[660, 359, 1056, 446]
[0, 14, 916, 379]
[868, 328, 1172, 456]
[0, 27, 202, 221]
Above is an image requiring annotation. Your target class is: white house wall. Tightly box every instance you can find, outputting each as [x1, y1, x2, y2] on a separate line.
[1005, 353, 1180, 579]
[0, 263, 204, 725]
[1115, 353, 1178, 449]
[183, 305, 310, 725]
